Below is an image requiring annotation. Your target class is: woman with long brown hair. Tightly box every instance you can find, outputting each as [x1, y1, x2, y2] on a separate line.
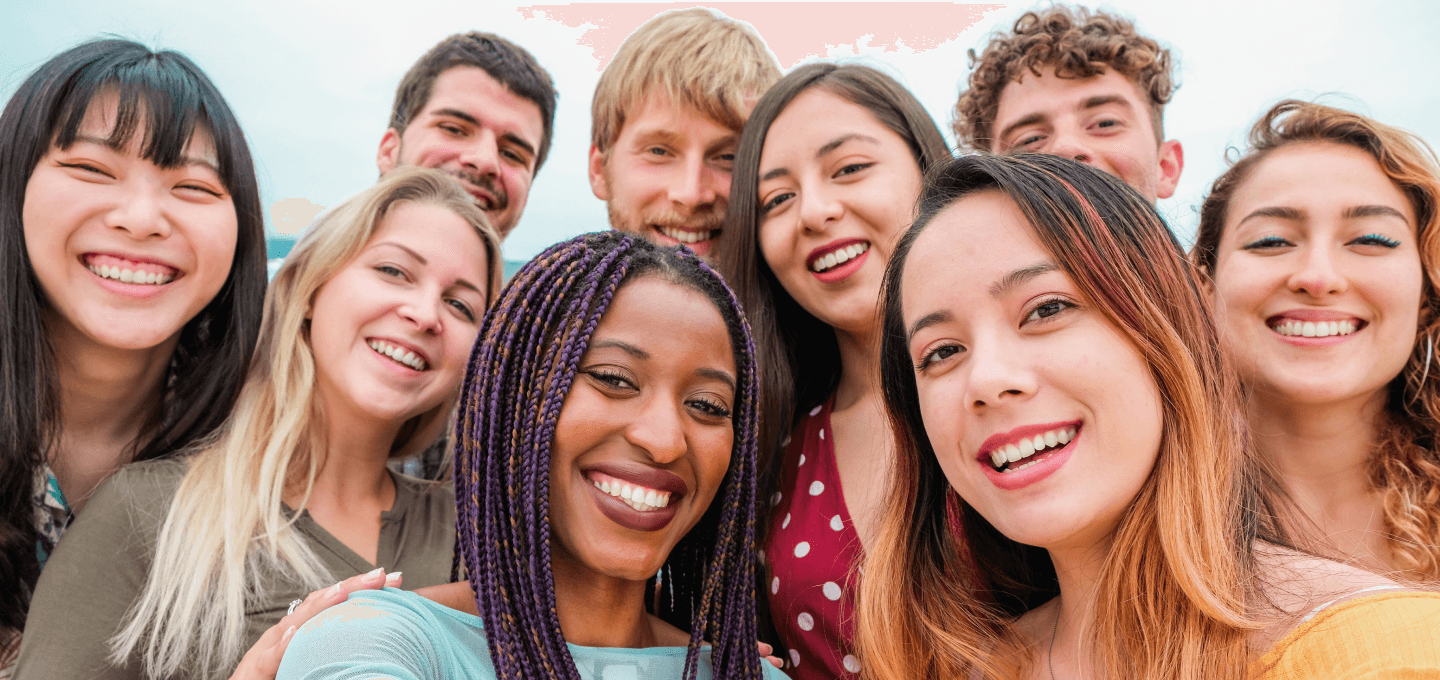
[715, 62, 949, 679]
[1194, 100, 1440, 579]
[856, 152, 1439, 679]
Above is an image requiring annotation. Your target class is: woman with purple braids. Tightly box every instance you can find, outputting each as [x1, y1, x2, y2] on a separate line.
[276, 231, 789, 680]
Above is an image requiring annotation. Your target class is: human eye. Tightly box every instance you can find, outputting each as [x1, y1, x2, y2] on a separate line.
[446, 297, 477, 322]
[688, 395, 733, 420]
[1023, 297, 1075, 325]
[1242, 236, 1294, 250]
[57, 161, 112, 178]
[1348, 233, 1401, 249]
[585, 367, 636, 392]
[915, 342, 964, 372]
[834, 162, 873, 178]
[375, 264, 407, 280]
[761, 191, 794, 214]
[438, 122, 466, 136]
[1092, 117, 1122, 131]
[1011, 133, 1045, 150]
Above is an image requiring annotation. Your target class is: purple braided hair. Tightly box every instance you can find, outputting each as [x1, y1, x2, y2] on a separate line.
[454, 231, 764, 680]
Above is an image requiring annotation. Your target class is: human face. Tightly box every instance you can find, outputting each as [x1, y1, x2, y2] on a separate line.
[308, 202, 490, 430]
[757, 88, 923, 336]
[23, 95, 237, 354]
[1210, 142, 1422, 408]
[376, 66, 544, 239]
[589, 94, 739, 259]
[901, 190, 1162, 550]
[992, 68, 1183, 203]
[548, 277, 736, 583]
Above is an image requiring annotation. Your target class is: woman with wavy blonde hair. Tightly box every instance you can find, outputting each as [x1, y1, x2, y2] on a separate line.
[18, 167, 503, 680]
[855, 153, 1439, 680]
[1194, 100, 1440, 579]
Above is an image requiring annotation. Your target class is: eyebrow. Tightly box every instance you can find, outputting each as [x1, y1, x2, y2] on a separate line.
[759, 133, 881, 183]
[1236, 206, 1305, 228]
[990, 262, 1060, 297]
[373, 242, 484, 295]
[697, 367, 738, 392]
[1344, 204, 1409, 221]
[432, 107, 537, 161]
[590, 339, 649, 359]
[74, 134, 221, 174]
[906, 310, 953, 344]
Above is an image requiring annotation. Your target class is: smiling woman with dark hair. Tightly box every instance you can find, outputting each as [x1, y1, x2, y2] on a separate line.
[0, 38, 268, 669]
[277, 231, 786, 680]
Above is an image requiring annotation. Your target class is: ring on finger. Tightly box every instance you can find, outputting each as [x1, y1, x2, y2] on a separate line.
[287, 599, 304, 616]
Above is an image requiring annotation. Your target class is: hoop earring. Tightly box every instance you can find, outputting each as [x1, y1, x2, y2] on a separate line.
[1420, 334, 1434, 392]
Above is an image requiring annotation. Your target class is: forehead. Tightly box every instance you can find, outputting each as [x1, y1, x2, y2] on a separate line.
[617, 91, 739, 142]
[903, 190, 1048, 309]
[1228, 141, 1415, 225]
[595, 276, 734, 366]
[993, 68, 1154, 130]
[419, 66, 544, 140]
[762, 88, 904, 162]
[70, 90, 219, 164]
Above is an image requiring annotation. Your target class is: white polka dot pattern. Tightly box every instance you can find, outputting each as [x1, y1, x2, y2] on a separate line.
[819, 428, 825, 440]
[809, 481, 825, 495]
[830, 515, 844, 531]
[797, 612, 814, 631]
[798, 454, 806, 466]
[771, 576, 779, 594]
[823, 582, 842, 601]
[843, 655, 861, 673]
[794, 541, 810, 557]
[782, 513, 791, 529]
[809, 405, 822, 416]
[789, 650, 801, 667]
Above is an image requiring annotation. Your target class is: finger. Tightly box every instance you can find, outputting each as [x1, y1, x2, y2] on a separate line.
[767, 655, 783, 669]
[384, 571, 403, 588]
[757, 642, 773, 656]
[254, 626, 296, 677]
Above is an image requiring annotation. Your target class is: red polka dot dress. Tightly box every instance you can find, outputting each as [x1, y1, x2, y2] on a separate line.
[764, 400, 864, 679]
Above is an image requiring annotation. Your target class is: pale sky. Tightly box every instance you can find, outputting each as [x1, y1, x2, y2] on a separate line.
[4, 0, 1438, 261]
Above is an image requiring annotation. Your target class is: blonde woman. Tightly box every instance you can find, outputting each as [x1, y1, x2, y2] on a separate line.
[17, 167, 502, 680]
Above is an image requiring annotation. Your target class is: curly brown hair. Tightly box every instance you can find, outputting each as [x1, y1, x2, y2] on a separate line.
[1195, 100, 1440, 579]
[954, 5, 1175, 152]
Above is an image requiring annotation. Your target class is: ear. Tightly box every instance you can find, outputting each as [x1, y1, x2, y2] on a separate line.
[588, 144, 611, 201]
[377, 128, 403, 176]
[1155, 139, 1184, 200]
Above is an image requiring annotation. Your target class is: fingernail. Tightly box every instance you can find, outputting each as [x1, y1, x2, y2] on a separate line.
[385, 571, 403, 584]
[366, 567, 385, 578]
[327, 582, 343, 597]
[282, 625, 297, 643]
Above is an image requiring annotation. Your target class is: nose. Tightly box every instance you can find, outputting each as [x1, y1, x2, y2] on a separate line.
[458, 129, 501, 178]
[398, 287, 444, 335]
[963, 337, 1038, 413]
[105, 183, 171, 240]
[1048, 129, 1094, 165]
[624, 394, 688, 465]
[798, 184, 843, 233]
[1287, 242, 1348, 297]
[667, 155, 719, 211]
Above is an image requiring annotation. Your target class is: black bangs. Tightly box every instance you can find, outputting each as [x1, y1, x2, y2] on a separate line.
[44, 40, 243, 189]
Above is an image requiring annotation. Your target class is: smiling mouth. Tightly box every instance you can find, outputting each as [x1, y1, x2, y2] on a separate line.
[986, 425, 1077, 472]
[655, 226, 719, 245]
[84, 254, 178, 285]
[809, 241, 869, 273]
[368, 339, 428, 371]
[1268, 318, 1362, 338]
[590, 471, 672, 512]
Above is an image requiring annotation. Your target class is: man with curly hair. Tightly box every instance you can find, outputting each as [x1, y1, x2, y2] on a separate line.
[954, 5, 1183, 203]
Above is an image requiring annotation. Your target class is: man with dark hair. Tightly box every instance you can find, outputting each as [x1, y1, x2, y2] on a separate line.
[954, 5, 1183, 204]
[378, 32, 556, 238]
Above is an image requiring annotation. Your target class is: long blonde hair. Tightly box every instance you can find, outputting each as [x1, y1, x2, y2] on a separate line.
[1195, 100, 1440, 579]
[857, 154, 1279, 679]
[111, 167, 502, 678]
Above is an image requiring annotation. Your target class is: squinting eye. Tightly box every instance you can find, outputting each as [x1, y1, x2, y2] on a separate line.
[689, 397, 732, 419]
[1024, 298, 1074, 323]
[447, 298, 476, 322]
[1350, 233, 1401, 248]
[376, 265, 404, 277]
[761, 192, 793, 214]
[1242, 236, 1293, 250]
[916, 344, 962, 371]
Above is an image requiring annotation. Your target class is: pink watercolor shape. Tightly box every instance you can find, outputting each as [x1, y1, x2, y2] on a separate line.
[517, 3, 1006, 69]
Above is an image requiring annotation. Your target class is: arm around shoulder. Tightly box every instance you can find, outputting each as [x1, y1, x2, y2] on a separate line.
[1255, 591, 1440, 679]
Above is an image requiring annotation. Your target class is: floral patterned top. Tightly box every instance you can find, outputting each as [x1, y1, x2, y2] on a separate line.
[33, 463, 72, 570]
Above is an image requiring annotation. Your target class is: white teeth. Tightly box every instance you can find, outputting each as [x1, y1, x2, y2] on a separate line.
[88, 263, 175, 285]
[367, 340, 428, 370]
[809, 242, 871, 272]
[592, 475, 671, 512]
[658, 227, 717, 244]
[1270, 319, 1358, 338]
[988, 426, 1078, 471]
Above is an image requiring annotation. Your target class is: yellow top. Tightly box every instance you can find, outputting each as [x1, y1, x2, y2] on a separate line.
[1252, 591, 1440, 679]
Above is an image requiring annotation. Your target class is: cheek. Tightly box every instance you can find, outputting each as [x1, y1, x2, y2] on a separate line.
[758, 222, 792, 274]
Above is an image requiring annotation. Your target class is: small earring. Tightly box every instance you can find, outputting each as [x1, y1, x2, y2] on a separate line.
[1419, 334, 1434, 392]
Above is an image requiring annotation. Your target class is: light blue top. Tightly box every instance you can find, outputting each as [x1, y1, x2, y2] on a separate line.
[277, 588, 792, 680]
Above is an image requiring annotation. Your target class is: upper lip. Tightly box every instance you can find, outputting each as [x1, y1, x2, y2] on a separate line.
[83, 252, 182, 274]
[368, 336, 433, 368]
[584, 461, 689, 499]
[976, 420, 1082, 461]
[1266, 308, 1365, 323]
[805, 238, 868, 270]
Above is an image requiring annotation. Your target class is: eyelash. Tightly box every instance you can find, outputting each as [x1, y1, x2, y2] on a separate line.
[915, 343, 963, 372]
[761, 192, 793, 214]
[689, 397, 732, 419]
[1351, 233, 1401, 248]
[1243, 236, 1292, 250]
[1024, 296, 1075, 323]
[835, 162, 873, 178]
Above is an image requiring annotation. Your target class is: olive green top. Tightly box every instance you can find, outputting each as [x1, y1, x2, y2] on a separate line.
[15, 457, 455, 680]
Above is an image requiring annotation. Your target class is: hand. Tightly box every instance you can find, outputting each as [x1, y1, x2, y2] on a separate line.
[227, 567, 402, 680]
[758, 641, 783, 669]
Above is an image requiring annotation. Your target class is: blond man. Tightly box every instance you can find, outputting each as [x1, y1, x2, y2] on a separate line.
[588, 8, 781, 259]
[955, 5, 1183, 204]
